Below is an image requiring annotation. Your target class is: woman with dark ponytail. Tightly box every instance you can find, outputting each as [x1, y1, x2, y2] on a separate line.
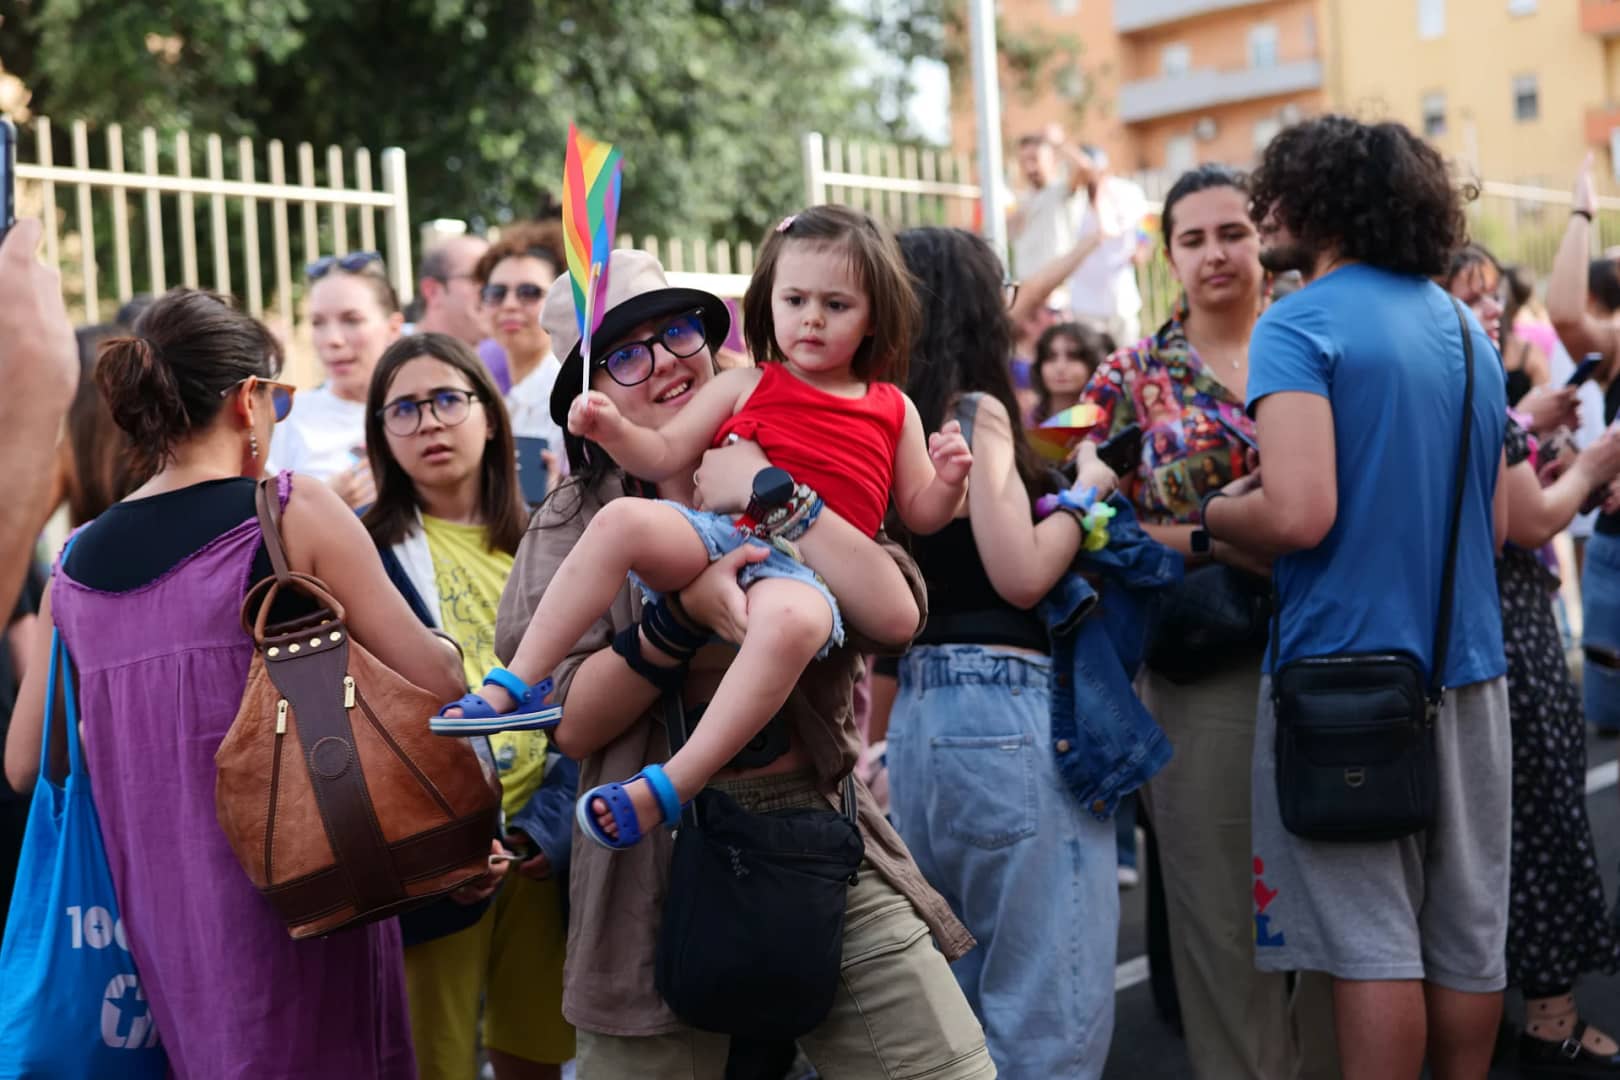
[3, 289, 468, 1078]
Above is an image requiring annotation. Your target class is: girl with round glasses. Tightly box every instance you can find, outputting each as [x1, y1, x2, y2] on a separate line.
[363, 333, 576, 1080]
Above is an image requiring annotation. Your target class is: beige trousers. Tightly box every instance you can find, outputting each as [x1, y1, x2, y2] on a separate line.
[1139, 662, 1340, 1080]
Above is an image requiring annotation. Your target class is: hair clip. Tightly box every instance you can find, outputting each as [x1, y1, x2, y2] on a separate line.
[775, 215, 798, 234]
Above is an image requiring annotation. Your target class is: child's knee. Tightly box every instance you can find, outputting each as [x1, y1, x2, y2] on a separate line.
[755, 585, 834, 653]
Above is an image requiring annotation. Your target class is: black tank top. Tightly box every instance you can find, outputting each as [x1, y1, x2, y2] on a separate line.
[65, 477, 313, 622]
[1599, 381, 1620, 537]
[911, 518, 1048, 652]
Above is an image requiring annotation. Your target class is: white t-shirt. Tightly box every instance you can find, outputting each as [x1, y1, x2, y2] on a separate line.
[1066, 176, 1148, 322]
[1011, 182, 1080, 284]
[265, 384, 368, 480]
[505, 352, 565, 447]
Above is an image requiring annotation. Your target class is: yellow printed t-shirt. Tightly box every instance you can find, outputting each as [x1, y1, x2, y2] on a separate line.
[419, 515, 547, 819]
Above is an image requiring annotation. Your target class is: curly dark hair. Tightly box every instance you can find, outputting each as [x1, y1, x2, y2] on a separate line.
[898, 227, 1054, 500]
[1248, 115, 1474, 278]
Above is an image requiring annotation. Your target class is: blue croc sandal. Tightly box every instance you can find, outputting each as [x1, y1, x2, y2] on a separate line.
[430, 667, 562, 736]
[576, 764, 684, 850]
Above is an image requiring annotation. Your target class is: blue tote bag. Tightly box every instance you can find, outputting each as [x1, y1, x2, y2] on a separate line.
[0, 627, 167, 1078]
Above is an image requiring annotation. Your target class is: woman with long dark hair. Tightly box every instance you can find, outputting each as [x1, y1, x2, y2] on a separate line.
[890, 225, 1124, 1078]
[1030, 321, 1111, 425]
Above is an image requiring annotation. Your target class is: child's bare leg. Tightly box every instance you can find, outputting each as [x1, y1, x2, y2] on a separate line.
[450, 499, 709, 715]
[594, 577, 833, 837]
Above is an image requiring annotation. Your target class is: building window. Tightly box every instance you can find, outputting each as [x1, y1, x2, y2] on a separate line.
[1422, 92, 1447, 137]
[1161, 44, 1191, 78]
[1166, 135, 1197, 174]
[1253, 118, 1283, 154]
[1419, 0, 1445, 38]
[1248, 24, 1279, 69]
[1514, 74, 1540, 122]
[1050, 0, 1079, 13]
[1508, 0, 1536, 13]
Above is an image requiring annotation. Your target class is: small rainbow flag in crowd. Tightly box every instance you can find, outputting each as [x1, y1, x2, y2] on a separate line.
[562, 124, 624, 395]
[1029, 402, 1106, 463]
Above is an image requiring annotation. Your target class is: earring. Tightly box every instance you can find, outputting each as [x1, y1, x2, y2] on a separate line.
[249, 431, 260, 460]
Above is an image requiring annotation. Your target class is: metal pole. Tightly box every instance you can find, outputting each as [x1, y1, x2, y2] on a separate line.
[968, 0, 1008, 265]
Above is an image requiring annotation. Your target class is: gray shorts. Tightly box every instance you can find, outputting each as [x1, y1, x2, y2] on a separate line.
[1250, 675, 1511, 992]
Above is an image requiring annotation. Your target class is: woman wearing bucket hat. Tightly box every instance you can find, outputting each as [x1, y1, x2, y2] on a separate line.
[491, 247, 992, 1076]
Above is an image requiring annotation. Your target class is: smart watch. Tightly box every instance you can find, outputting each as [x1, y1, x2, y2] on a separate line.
[736, 467, 795, 535]
[1189, 528, 1213, 557]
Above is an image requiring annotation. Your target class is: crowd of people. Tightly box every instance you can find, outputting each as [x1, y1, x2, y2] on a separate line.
[3, 112, 1620, 1080]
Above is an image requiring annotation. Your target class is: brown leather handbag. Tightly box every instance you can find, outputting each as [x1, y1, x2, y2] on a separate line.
[214, 477, 501, 939]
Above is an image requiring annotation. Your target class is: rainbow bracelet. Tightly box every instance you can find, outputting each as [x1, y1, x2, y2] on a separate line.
[1035, 485, 1117, 552]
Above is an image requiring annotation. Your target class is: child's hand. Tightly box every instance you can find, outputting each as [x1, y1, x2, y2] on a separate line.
[928, 420, 973, 486]
[1073, 441, 1118, 499]
[567, 390, 624, 441]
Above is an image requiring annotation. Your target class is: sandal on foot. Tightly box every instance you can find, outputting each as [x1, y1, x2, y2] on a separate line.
[575, 764, 684, 850]
[429, 667, 562, 735]
[1520, 1021, 1620, 1077]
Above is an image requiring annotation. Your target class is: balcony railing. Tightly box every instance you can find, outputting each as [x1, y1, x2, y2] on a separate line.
[1117, 59, 1323, 124]
[1115, 0, 1275, 34]
[1583, 0, 1620, 37]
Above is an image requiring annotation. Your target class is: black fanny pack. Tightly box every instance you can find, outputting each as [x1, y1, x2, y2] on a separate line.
[1272, 296, 1474, 844]
[654, 696, 864, 1040]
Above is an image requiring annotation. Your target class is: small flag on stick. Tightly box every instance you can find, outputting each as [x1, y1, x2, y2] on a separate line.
[562, 124, 624, 401]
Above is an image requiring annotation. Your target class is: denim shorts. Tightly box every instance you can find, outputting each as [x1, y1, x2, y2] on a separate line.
[631, 500, 844, 658]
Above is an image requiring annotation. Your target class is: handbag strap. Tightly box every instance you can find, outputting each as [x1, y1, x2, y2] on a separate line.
[41, 533, 85, 786]
[254, 474, 293, 586]
[660, 693, 857, 829]
[954, 392, 985, 450]
[1268, 295, 1475, 702]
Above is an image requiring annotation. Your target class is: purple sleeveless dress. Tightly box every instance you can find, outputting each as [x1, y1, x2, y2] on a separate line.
[49, 474, 414, 1079]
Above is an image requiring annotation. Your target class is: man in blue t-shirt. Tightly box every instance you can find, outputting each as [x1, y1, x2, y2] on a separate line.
[1203, 116, 1509, 1078]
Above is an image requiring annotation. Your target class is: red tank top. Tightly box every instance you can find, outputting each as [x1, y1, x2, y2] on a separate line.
[714, 363, 907, 536]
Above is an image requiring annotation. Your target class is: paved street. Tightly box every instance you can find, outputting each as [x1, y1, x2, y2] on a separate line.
[1104, 722, 1620, 1078]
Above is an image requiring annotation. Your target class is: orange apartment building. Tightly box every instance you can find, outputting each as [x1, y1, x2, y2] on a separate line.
[953, 0, 1326, 175]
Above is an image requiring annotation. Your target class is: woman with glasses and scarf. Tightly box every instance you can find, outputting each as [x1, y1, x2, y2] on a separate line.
[363, 333, 576, 1079]
[493, 248, 991, 1078]
[268, 251, 404, 508]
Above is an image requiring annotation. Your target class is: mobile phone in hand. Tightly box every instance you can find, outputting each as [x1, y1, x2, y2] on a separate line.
[515, 436, 551, 506]
[1097, 424, 1142, 476]
[0, 119, 15, 247]
[1567, 354, 1602, 388]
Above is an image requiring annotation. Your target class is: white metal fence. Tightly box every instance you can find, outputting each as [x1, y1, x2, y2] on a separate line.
[13, 116, 412, 326]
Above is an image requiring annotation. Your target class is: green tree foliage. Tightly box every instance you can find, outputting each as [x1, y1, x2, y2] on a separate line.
[3, 0, 931, 244]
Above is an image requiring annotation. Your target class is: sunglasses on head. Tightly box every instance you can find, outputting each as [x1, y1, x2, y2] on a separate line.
[480, 282, 547, 306]
[307, 251, 384, 280]
[220, 376, 297, 422]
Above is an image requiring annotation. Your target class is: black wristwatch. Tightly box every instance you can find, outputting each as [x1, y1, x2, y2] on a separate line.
[1189, 528, 1212, 557]
[739, 467, 795, 533]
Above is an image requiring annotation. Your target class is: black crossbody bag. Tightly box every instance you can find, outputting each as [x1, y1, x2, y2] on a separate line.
[1272, 296, 1474, 843]
[653, 695, 864, 1040]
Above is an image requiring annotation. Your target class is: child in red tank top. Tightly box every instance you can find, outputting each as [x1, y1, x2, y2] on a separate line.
[434, 206, 972, 850]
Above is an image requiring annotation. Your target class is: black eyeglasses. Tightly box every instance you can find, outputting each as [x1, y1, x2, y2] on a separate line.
[597, 311, 708, 387]
[1003, 279, 1022, 308]
[378, 388, 483, 437]
[480, 283, 546, 306]
[307, 251, 384, 280]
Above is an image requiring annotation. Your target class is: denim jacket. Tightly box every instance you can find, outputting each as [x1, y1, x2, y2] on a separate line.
[1038, 497, 1182, 819]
